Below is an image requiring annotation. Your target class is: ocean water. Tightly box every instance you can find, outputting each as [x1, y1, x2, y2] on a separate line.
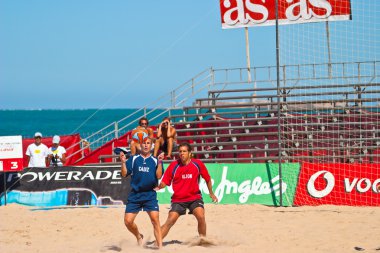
[0, 109, 180, 139]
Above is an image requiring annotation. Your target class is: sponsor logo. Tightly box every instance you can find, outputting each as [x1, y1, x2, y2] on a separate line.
[202, 166, 287, 203]
[306, 170, 380, 198]
[344, 178, 380, 194]
[12, 170, 122, 182]
[221, 0, 342, 28]
[307, 170, 335, 198]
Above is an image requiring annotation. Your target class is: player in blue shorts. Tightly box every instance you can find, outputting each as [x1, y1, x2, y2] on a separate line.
[120, 137, 164, 248]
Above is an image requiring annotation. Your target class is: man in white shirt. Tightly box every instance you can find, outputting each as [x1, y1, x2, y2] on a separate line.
[25, 132, 49, 167]
[48, 135, 67, 166]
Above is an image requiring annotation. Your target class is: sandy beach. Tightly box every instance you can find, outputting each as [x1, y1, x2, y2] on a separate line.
[1, 204, 379, 253]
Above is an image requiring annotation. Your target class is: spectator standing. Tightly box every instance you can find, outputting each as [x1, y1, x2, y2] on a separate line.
[25, 132, 49, 168]
[48, 135, 67, 166]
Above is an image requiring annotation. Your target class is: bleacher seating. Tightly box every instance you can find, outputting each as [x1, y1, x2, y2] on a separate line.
[168, 84, 380, 164]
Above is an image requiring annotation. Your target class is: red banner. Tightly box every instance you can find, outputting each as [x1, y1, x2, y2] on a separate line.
[294, 162, 380, 206]
[220, 0, 351, 29]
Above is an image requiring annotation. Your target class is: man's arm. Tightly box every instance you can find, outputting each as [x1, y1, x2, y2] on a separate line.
[26, 155, 30, 167]
[206, 179, 218, 203]
[155, 180, 167, 191]
[60, 153, 67, 165]
[120, 152, 128, 177]
[198, 160, 218, 203]
[156, 153, 164, 179]
[44, 147, 49, 167]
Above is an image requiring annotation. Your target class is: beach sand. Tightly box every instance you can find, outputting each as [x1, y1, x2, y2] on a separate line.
[0, 204, 379, 253]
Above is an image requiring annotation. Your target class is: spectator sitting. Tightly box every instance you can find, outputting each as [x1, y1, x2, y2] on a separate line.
[154, 117, 177, 159]
[48, 135, 67, 167]
[130, 117, 154, 155]
[25, 132, 49, 168]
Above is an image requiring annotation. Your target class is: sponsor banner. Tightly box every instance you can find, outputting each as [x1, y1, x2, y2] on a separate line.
[294, 163, 380, 206]
[220, 0, 351, 29]
[158, 163, 301, 206]
[0, 136, 24, 172]
[0, 163, 300, 207]
[0, 166, 129, 206]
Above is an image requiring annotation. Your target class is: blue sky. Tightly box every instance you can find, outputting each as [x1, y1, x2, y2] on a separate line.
[0, 1, 276, 109]
[1, 1, 378, 109]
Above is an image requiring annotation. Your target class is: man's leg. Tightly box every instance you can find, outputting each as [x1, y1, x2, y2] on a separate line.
[161, 211, 181, 240]
[192, 207, 207, 237]
[154, 138, 163, 157]
[124, 212, 144, 246]
[147, 211, 163, 248]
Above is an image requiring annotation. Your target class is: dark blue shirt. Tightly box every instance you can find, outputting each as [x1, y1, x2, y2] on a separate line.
[126, 154, 161, 202]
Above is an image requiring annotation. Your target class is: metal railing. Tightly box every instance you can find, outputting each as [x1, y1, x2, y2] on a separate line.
[66, 68, 215, 160]
[66, 60, 380, 163]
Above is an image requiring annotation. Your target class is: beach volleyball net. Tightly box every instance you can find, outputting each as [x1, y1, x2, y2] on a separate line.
[277, 0, 380, 205]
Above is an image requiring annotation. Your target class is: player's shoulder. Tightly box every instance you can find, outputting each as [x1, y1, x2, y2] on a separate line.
[148, 155, 158, 163]
[41, 143, 48, 149]
[167, 159, 180, 168]
[129, 154, 141, 161]
[191, 158, 204, 165]
[27, 143, 35, 148]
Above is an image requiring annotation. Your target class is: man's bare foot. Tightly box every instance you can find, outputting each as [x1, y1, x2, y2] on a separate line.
[137, 234, 144, 246]
[145, 240, 162, 249]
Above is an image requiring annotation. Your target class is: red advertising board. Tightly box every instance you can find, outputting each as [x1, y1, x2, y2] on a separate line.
[220, 0, 351, 29]
[294, 162, 380, 206]
[0, 136, 24, 172]
[22, 134, 82, 166]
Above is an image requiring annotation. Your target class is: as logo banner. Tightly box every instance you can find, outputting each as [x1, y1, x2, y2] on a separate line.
[220, 0, 352, 29]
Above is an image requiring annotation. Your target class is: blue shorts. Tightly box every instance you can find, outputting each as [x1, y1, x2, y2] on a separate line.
[125, 199, 159, 213]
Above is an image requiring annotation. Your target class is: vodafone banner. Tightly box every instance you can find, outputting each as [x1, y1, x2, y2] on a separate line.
[0, 136, 24, 172]
[294, 163, 380, 206]
[220, 0, 352, 29]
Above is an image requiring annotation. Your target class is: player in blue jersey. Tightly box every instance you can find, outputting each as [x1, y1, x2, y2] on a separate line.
[120, 137, 164, 248]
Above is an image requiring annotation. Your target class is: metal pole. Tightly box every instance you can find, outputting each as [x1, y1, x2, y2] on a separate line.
[275, 0, 283, 207]
[245, 27, 252, 84]
[114, 122, 119, 139]
[326, 21, 332, 78]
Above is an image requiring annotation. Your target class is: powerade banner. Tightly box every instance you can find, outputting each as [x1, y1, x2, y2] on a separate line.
[0, 164, 301, 207]
[0, 167, 130, 206]
[157, 163, 301, 206]
[294, 163, 380, 206]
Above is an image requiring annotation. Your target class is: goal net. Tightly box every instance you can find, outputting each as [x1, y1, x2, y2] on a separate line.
[277, 0, 380, 205]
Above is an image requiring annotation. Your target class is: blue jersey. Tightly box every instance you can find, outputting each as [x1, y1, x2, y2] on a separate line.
[126, 154, 161, 202]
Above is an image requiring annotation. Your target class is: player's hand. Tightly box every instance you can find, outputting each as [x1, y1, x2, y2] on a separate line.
[153, 187, 160, 191]
[119, 152, 126, 163]
[210, 193, 218, 203]
[158, 152, 165, 161]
